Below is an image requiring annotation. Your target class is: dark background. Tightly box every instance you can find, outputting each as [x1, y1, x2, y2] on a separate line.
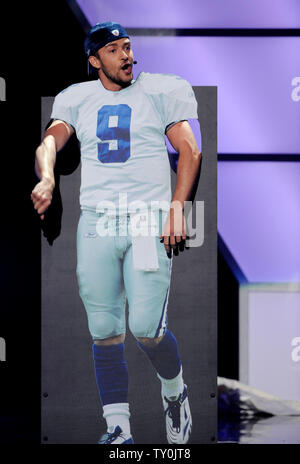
[0, 1, 237, 443]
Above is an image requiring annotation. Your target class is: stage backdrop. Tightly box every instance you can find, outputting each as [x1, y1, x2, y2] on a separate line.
[41, 86, 217, 444]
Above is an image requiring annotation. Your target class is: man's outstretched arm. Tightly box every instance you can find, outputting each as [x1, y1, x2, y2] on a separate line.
[31, 120, 74, 220]
[161, 120, 202, 255]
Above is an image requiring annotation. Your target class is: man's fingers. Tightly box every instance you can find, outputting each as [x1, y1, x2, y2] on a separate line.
[160, 234, 189, 256]
[31, 180, 54, 221]
[33, 200, 43, 211]
[37, 200, 50, 215]
[170, 235, 176, 247]
[31, 186, 52, 201]
[178, 240, 185, 252]
[31, 193, 42, 205]
[31, 196, 51, 217]
[31, 193, 39, 205]
[161, 236, 171, 254]
[164, 242, 170, 254]
[34, 198, 48, 212]
[31, 190, 52, 214]
[31, 190, 44, 203]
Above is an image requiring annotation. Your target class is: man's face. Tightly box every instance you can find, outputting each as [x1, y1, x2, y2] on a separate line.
[90, 38, 134, 89]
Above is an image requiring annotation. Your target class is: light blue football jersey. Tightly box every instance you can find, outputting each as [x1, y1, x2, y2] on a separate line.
[50, 72, 198, 214]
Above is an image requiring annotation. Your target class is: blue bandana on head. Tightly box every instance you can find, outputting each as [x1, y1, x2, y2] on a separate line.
[84, 22, 130, 57]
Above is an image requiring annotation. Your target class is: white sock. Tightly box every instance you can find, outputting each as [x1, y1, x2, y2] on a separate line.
[157, 366, 184, 400]
[103, 403, 131, 435]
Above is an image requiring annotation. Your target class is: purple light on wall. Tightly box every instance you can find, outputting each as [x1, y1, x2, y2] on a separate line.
[76, 0, 300, 28]
[218, 161, 300, 283]
[128, 36, 300, 154]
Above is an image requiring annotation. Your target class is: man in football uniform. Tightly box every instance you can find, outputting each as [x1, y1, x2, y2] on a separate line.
[31, 22, 202, 445]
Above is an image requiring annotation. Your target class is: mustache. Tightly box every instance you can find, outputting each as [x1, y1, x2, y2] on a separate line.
[121, 60, 137, 70]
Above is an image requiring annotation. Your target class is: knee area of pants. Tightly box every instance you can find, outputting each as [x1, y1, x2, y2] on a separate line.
[87, 313, 123, 340]
[128, 318, 154, 339]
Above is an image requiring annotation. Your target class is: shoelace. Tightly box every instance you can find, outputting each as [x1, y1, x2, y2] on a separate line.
[103, 427, 124, 444]
[164, 396, 182, 432]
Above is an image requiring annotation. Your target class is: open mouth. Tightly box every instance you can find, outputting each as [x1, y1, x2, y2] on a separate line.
[121, 63, 132, 72]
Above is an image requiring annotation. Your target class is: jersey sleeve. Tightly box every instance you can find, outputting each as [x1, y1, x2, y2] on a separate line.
[50, 86, 78, 129]
[161, 75, 198, 130]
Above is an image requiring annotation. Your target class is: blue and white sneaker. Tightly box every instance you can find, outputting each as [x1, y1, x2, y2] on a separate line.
[98, 425, 134, 444]
[162, 385, 192, 444]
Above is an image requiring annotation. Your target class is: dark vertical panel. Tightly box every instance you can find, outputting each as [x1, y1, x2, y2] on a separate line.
[41, 87, 217, 444]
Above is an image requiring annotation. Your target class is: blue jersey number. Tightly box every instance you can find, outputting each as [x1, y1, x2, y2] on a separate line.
[96, 104, 131, 163]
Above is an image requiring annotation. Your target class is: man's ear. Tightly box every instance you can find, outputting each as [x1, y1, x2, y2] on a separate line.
[88, 55, 101, 71]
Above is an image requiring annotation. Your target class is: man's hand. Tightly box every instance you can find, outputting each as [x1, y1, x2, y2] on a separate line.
[160, 201, 189, 258]
[31, 120, 74, 221]
[31, 177, 54, 220]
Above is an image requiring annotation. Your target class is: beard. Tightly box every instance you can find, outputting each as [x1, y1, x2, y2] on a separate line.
[101, 64, 132, 89]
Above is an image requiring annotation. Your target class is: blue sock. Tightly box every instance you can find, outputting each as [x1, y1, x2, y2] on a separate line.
[137, 329, 182, 379]
[92, 343, 129, 406]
